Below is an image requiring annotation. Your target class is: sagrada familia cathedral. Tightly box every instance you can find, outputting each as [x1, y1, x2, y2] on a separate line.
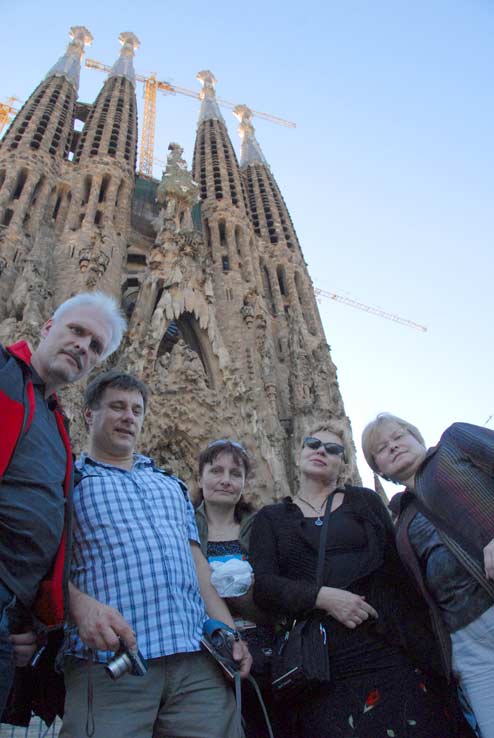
[0, 27, 359, 503]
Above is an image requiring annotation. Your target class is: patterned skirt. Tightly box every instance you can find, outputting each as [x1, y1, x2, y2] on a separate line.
[273, 633, 475, 738]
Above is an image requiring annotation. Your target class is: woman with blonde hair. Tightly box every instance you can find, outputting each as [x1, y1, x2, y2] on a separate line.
[362, 413, 494, 737]
[249, 419, 474, 738]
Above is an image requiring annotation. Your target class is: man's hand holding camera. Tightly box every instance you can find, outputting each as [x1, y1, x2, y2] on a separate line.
[69, 583, 136, 652]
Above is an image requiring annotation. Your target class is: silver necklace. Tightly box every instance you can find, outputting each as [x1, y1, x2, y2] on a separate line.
[297, 494, 332, 526]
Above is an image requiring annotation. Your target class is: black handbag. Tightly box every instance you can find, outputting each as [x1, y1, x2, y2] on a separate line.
[271, 497, 333, 698]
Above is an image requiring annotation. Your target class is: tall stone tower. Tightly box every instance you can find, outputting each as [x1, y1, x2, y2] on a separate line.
[0, 34, 357, 502]
[0, 26, 92, 339]
[54, 32, 139, 301]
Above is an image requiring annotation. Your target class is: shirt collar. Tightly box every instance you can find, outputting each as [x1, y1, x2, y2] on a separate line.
[77, 452, 153, 472]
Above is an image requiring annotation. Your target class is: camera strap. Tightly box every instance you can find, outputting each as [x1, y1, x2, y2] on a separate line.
[246, 674, 275, 738]
[85, 648, 95, 738]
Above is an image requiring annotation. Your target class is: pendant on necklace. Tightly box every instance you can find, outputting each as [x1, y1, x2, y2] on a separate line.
[315, 517, 323, 527]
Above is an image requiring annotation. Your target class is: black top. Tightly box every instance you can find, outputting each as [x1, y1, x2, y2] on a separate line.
[408, 511, 492, 633]
[0, 368, 66, 607]
[250, 486, 443, 675]
[300, 501, 368, 589]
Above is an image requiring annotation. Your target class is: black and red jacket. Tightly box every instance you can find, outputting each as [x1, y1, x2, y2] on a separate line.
[0, 340, 73, 628]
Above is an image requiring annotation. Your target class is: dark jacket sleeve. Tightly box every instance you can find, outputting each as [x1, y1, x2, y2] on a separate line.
[250, 507, 319, 616]
[444, 422, 494, 478]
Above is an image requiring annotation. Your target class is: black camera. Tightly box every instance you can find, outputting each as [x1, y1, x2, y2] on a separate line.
[105, 638, 148, 680]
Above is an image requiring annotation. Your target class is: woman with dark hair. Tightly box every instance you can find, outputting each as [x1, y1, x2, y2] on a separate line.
[195, 440, 256, 592]
[195, 439, 273, 738]
[250, 420, 475, 738]
[362, 413, 494, 737]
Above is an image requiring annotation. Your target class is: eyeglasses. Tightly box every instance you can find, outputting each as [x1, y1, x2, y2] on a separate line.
[207, 439, 247, 453]
[303, 437, 346, 459]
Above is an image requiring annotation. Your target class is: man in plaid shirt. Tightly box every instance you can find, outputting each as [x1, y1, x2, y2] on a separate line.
[60, 370, 251, 738]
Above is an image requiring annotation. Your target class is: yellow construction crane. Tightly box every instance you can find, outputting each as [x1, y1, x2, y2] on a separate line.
[85, 58, 296, 178]
[314, 287, 427, 332]
[0, 96, 21, 136]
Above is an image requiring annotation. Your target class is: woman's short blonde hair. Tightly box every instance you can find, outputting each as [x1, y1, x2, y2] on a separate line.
[303, 418, 353, 487]
[361, 413, 426, 478]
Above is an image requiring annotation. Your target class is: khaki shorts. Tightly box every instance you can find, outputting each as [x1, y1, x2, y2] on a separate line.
[60, 651, 240, 738]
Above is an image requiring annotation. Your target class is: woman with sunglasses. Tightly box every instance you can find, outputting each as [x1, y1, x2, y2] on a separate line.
[195, 439, 274, 738]
[249, 421, 474, 738]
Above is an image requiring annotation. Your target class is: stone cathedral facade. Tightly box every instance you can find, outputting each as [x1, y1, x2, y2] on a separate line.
[0, 27, 358, 503]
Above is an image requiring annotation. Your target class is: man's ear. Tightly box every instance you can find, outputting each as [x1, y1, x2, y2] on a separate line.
[83, 406, 93, 429]
[40, 318, 53, 339]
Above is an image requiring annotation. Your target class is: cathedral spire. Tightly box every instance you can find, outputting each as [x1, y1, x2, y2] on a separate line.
[196, 70, 225, 126]
[233, 105, 268, 169]
[45, 25, 93, 90]
[108, 32, 140, 87]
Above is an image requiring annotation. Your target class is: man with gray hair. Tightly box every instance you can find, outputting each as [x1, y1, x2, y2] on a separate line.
[0, 291, 126, 718]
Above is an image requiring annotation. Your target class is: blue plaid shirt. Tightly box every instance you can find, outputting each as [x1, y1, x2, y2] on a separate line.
[66, 453, 206, 662]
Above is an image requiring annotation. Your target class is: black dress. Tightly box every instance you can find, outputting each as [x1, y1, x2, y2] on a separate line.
[249, 487, 475, 738]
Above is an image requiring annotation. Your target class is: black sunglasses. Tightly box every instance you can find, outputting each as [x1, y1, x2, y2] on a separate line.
[207, 439, 247, 452]
[303, 437, 346, 460]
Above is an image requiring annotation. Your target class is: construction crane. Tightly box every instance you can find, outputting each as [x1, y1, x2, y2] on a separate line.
[314, 287, 427, 332]
[0, 96, 21, 136]
[85, 58, 296, 178]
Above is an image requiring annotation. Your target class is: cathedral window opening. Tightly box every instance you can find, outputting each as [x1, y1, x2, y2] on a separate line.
[94, 209, 102, 226]
[98, 175, 110, 203]
[204, 218, 212, 256]
[0, 170, 5, 190]
[225, 287, 233, 301]
[115, 180, 124, 208]
[157, 312, 211, 387]
[261, 263, 275, 315]
[52, 195, 62, 221]
[219, 221, 227, 249]
[29, 175, 45, 208]
[127, 253, 147, 269]
[222, 255, 230, 272]
[234, 226, 242, 257]
[2, 209, 13, 227]
[277, 265, 288, 297]
[82, 176, 92, 206]
[13, 169, 28, 200]
[123, 289, 139, 319]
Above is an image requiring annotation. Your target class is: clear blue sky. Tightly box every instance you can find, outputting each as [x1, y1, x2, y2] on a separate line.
[2, 1, 492, 493]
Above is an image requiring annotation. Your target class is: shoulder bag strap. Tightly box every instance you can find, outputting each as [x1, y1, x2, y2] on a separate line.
[315, 492, 335, 589]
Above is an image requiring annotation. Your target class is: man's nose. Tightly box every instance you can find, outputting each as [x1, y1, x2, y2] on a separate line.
[121, 407, 134, 422]
[72, 334, 90, 353]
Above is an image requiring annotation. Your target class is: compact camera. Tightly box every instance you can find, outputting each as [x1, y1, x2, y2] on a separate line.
[200, 619, 240, 679]
[105, 638, 148, 680]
